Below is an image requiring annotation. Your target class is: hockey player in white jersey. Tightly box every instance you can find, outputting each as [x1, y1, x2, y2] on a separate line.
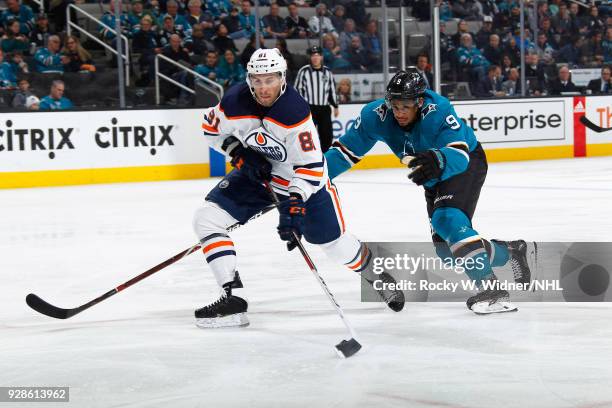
[193, 48, 404, 328]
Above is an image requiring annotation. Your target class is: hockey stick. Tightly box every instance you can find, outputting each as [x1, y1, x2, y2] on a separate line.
[25, 207, 275, 320]
[263, 181, 362, 359]
[580, 116, 612, 133]
[26, 243, 203, 319]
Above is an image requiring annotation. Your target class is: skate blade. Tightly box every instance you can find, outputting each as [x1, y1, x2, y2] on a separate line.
[471, 301, 518, 315]
[195, 313, 250, 328]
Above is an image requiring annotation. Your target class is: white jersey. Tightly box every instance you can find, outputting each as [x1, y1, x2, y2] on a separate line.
[202, 82, 328, 201]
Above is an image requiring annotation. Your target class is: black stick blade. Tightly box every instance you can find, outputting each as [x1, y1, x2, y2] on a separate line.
[335, 338, 362, 358]
[26, 294, 78, 319]
[580, 116, 612, 133]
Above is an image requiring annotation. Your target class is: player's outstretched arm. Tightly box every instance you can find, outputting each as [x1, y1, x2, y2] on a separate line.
[325, 109, 377, 180]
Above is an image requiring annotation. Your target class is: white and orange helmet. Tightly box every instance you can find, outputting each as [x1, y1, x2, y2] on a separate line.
[246, 48, 288, 102]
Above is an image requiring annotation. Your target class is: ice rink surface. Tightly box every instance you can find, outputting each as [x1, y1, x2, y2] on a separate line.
[2, 157, 612, 408]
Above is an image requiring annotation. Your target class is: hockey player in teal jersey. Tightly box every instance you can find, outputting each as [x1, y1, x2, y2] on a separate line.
[326, 69, 537, 314]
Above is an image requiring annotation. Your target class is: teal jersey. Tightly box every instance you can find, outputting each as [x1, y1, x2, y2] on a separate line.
[326, 89, 478, 187]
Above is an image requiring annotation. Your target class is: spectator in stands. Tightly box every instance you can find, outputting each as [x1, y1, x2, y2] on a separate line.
[439, 21, 456, 65]
[475, 16, 494, 49]
[500, 54, 513, 79]
[497, 0, 517, 14]
[556, 35, 584, 66]
[457, 33, 489, 80]
[345, 35, 371, 72]
[568, 2, 587, 35]
[452, 0, 480, 21]
[34, 35, 66, 73]
[322, 33, 351, 71]
[39, 80, 73, 110]
[262, 3, 288, 39]
[160, 15, 178, 45]
[362, 20, 382, 69]
[339, 19, 359, 52]
[189, 23, 215, 55]
[212, 23, 237, 54]
[482, 33, 503, 66]
[337, 77, 351, 103]
[603, 27, 612, 64]
[129, 0, 158, 32]
[536, 0, 551, 21]
[309, 3, 337, 38]
[100, 1, 132, 43]
[0, 49, 18, 88]
[415, 53, 433, 89]
[25, 95, 39, 109]
[586, 5, 605, 37]
[240, 33, 263, 68]
[552, 2, 574, 46]
[525, 52, 547, 95]
[195, 50, 222, 84]
[236, 0, 256, 40]
[133, 16, 163, 85]
[206, 0, 232, 21]
[187, 0, 215, 38]
[62, 35, 95, 73]
[184, 0, 205, 26]
[0, 0, 35, 35]
[474, 64, 504, 97]
[587, 66, 612, 94]
[163, 0, 193, 37]
[503, 35, 521, 67]
[276, 38, 297, 81]
[548, 64, 577, 95]
[160, 33, 195, 103]
[217, 48, 245, 87]
[539, 17, 559, 49]
[477, 0, 498, 19]
[451, 20, 474, 48]
[286, 3, 309, 39]
[533, 32, 555, 65]
[507, 4, 523, 34]
[582, 31, 604, 66]
[222, 7, 245, 39]
[29, 14, 50, 49]
[330, 5, 346, 33]
[12, 78, 36, 107]
[1, 19, 30, 55]
[501, 67, 520, 96]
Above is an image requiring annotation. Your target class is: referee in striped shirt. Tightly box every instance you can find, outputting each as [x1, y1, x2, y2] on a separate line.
[294, 46, 339, 152]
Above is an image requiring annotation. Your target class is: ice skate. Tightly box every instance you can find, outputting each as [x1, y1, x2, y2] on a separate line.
[195, 276, 249, 328]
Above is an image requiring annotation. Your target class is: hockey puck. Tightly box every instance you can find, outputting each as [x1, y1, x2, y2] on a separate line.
[335, 338, 362, 358]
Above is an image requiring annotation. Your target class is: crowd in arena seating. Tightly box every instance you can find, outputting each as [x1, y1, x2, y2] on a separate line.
[431, 0, 612, 96]
[0, 0, 611, 109]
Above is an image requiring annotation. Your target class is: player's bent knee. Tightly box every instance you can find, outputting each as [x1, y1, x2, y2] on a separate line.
[431, 207, 471, 242]
[193, 201, 238, 240]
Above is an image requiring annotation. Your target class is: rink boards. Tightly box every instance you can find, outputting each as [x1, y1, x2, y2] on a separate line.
[1, 95, 611, 188]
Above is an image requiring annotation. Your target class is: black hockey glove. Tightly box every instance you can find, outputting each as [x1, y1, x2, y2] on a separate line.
[230, 145, 272, 182]
[277, 194, 306, 251]
[407, 150, 446, 186]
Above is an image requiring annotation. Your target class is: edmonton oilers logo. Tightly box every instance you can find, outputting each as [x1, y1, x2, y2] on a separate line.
[245, 129, 287, 162]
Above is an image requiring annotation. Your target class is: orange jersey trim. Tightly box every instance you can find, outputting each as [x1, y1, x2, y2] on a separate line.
[264, 114, 311, 129]
[271, 176, 290, 187]
[295, 168, 323, 177]
[326, 180, 346, 233]
[202, 123, 219, 133]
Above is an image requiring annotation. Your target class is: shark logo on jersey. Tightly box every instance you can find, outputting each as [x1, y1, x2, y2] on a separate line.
[353, 115, 361, 129]
[421, 104, 437, 119]
[374, 104, 388, 121]
[245, 129, 287, 162]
